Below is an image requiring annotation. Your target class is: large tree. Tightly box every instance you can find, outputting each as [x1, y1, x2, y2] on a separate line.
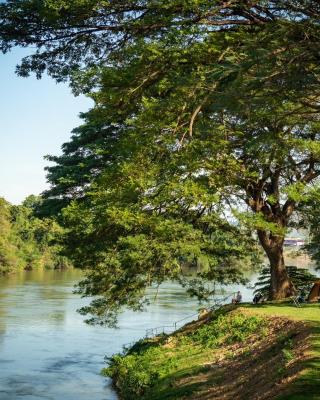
[57, 44, 320, 317]
[2, 1, 320, 321]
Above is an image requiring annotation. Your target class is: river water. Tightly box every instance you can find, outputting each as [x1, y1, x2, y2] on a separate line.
[0, 269, 257, 399]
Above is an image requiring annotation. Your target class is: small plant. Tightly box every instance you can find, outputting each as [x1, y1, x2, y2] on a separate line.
[242, 347, 252, 357]
[282, 338, 295, 362]
[103, 350, 162, 398]
[282, 348, 294, 362]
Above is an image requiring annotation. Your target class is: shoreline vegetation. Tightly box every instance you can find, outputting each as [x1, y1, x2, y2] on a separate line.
[0, 196, 71, 275]
[105, 303, 320, 400]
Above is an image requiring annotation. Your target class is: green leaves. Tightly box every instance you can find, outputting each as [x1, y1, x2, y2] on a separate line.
[254, 266, 318, 298]
[39, 1, 320, 314]
[0, 196, 70, 274]
[1, 1, 320, 81]
[2, 0, 320, 311]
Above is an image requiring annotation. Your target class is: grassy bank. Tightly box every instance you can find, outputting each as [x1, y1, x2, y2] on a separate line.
[245, 303, 320, 400]
[104, 303, 320, 400]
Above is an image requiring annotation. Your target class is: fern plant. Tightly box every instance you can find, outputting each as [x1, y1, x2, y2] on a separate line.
[254, 266, 318, 298]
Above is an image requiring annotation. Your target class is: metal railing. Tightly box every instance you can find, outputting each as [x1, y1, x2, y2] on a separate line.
[144, 292, 236, 338]
[122, 292, 237, 350]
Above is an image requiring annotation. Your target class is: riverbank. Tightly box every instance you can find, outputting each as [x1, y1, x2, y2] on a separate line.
[105, 303, 320, 400]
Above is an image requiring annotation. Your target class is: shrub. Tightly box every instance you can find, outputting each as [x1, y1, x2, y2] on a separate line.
[188, 313, 266, 347]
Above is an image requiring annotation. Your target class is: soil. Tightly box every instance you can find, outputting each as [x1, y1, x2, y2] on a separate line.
[175, 313, 311, 400]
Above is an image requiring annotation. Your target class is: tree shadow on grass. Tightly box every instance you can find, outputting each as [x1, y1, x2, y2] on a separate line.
[241, 302, 320, 400]
[143, 318, 311, 400]
[144, 364, 223, 400]
[277, 324, 320, 400]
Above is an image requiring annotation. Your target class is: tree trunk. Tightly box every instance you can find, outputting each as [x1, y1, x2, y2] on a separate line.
[257, 231, 296, 300]
[267, 245, 296, 299]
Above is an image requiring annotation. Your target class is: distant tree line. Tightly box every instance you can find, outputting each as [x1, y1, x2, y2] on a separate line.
[0, 195, 70, 275]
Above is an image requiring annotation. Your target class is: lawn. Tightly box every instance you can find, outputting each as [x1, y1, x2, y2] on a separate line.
[243, 302, 320, 400]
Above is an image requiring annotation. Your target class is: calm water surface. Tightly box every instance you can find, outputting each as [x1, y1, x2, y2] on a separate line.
[0, 269, 254, 400]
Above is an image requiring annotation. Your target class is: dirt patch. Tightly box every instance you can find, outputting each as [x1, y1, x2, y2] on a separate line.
[174, 316, 311, 400]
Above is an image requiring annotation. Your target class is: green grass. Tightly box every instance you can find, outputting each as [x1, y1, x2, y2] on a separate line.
[104, 310, 268, 399]
[242, 302, 320, 400]
[105, 303, 320, 400]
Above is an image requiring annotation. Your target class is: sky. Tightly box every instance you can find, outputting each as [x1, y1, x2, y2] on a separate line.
[0, 48, 92, 204]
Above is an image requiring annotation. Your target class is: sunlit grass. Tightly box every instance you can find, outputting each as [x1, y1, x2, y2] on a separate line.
[105, 303, 320, 399]
[242, 303, 320, 400]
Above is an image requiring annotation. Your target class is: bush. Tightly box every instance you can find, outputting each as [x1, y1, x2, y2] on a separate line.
[187, 313, 266, 347]
[103, 349, 162, 398]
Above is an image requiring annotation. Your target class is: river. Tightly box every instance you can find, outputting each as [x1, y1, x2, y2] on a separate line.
[0, 269, 264, 399]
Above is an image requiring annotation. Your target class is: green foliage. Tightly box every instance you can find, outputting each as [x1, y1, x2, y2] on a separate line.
[254, 266, 318, 298]
[105, 352, 162, 397]
[0, 196, 71, 274]
[299, 187, 320, 269]
[0, 198, 19, 274]
[1, 1, 320, 84]
[2, 0, 320, 313]
[282, 346, 295, 363]
[104, 312, 267, 399]
[183, 313, 266, 347]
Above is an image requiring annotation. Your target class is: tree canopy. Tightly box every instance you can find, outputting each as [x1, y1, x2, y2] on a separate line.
[2, 0, 320, 323]
[1, 1, 320, 84]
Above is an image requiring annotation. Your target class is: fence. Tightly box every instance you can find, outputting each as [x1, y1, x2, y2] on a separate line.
[122, 292, 237, 350]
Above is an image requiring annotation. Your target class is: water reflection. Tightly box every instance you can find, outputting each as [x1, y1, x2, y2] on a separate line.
[0, 270, 118, 400]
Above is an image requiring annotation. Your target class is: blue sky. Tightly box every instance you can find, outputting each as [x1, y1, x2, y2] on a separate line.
[0, 48, 92, 204]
